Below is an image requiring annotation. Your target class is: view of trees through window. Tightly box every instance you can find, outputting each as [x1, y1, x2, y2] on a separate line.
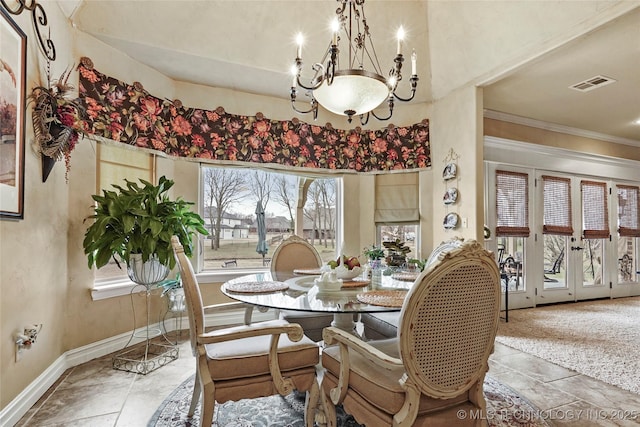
[202, 166, 339, 270]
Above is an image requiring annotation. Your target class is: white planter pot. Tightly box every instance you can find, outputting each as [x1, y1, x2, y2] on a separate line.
[127, 254, 169, 287]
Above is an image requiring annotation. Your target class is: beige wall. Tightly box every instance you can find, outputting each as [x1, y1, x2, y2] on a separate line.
[2, 0, 637, 415]
[431, 85, 484, 245]
[1, 5, 71, 410]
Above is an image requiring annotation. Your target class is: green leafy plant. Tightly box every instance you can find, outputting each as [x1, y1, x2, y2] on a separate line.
[83, 176, 208, 270]
[363, 245, 385, 261]
[407, 258, 427, 272]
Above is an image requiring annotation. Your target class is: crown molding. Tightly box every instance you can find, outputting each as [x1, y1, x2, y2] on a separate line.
[483, 110, 640, 148]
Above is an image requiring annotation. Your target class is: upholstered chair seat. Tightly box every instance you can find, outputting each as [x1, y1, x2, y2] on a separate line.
[322, 339, 478, 426]
[320, 239, 500, 427]
[171, 236, 320, 427]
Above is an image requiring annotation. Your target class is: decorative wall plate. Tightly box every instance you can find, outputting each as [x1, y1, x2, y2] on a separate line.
[443, 163, 457, 180]
[443, 212, 460, 229]
[443, 187, 458, 205]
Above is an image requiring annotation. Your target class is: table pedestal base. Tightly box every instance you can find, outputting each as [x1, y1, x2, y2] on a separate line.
[331, 313, 358, 336]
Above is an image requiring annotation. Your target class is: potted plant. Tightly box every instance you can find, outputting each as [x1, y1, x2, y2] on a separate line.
[83, 175, 208, 284]
[382, 238, 412, 267]
[363, 245, 385, 275]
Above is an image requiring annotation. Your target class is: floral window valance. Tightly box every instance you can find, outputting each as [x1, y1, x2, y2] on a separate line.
[76, 57, 430, 173]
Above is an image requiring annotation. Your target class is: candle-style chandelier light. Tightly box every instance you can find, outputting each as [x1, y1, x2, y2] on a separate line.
[290, 0, 418, 124]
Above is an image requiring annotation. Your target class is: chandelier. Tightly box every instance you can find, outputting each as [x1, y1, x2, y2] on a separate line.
[290, 0, 418, 124]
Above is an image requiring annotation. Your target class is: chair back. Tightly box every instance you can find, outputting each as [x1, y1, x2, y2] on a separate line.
[270, 235, 322, 281]
[171, 236, 205, 356]
[398, 239, 500, 399]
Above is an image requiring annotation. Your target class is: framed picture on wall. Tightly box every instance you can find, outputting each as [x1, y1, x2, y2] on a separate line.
[0, 8, 26, 219]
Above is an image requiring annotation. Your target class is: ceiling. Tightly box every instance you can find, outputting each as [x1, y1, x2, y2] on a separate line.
[61, 1, 640, 145]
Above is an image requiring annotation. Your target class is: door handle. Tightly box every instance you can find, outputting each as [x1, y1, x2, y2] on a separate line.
[571, 246, 583, 251]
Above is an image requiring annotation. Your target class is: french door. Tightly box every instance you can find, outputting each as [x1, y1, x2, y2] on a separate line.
[485, 138, 640, 310]
[611, 183, 640, 298]
[536, 173, 610, 304]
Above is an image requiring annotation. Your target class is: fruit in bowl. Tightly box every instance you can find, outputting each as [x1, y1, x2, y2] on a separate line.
[325, 255, 362, 280]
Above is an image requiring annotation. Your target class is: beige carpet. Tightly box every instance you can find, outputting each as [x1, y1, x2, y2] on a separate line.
[496, 296, 640, 394]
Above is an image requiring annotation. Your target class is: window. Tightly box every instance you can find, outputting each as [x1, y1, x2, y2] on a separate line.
[617, 185, 640, 283]
[495, 170, 529, 237]
[94, 143, 154, 282]
[542, 175, 573, 236]
[373, 172, 420, 262]
[376, 224, 420, 261]
[201, 166, 339, 271]
[581, 180, 609, 239]
[542, 175, 572, 288]
[495, 170, 529, 292]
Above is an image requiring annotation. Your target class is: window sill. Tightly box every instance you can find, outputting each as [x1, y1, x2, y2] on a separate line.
[91, 268, 270, 300]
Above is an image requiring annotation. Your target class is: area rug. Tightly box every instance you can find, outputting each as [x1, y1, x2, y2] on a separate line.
[496, 296, 640, 395]
[149, 374, 550, 426]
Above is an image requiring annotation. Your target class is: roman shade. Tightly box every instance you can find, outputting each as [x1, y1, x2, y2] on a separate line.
[495, 170, 530, 237]
[374, 172, 419, 224]
[617, 185, 640, 237]
[542, 175, 573, 236]
[581, 180, 609, 239]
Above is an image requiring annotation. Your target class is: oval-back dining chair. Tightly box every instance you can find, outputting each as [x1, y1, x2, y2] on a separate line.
[171, 236, 320, 427]
[271, 235, 334, 342]
[321, 239, 501, 427]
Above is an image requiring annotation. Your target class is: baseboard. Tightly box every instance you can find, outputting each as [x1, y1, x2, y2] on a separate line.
[0, 308, 277, 427]
[0, 354, 67, 427]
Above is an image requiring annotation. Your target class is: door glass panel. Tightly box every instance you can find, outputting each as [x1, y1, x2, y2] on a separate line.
[582, 239, 604, 287]
[543, 235, 566, 289]
[618, 237, 638, 283]
[497, 236, 525, 292]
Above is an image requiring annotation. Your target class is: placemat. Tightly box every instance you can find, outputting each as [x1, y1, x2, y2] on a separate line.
[225, 281, 289, 294]
[341, 279, 370, 288]
[293, 268, 322, 275]
[357, 290, 408, 307]
[391, 272, 420, 282]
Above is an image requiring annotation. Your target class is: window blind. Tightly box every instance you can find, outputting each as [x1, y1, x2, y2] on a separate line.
[98, 143, 154, 194]
[374, 172, 419, 224]
[617, 185, 640, 237]
[495, 170, 530, 237]
[542, 175, 573, 235]
[581, 180, 609, 239]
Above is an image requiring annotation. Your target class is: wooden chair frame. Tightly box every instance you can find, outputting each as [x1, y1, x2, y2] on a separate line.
[171, 236, 320, 427]
[320, 239, 500, 427]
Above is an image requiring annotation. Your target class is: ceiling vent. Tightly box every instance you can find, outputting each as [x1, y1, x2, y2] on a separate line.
[569, 75, 617, 92]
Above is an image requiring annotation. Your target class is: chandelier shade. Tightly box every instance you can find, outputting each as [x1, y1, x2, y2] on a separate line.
[290, 0, 419, 124]
[312, 70, 390, 117]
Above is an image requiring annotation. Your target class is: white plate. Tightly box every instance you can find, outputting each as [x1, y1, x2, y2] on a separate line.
[443, 212, 459, 229]
[443, 163, 457, 180]
[443, 187, 458, 205]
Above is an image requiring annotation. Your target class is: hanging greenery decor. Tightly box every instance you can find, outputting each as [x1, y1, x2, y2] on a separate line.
[29, 68, 85, 181]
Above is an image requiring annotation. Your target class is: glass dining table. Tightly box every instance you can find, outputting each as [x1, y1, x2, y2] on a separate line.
[221, 271, 418, 335]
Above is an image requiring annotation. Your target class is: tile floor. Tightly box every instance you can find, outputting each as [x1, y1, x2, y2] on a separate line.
[15, 328, 640, 427]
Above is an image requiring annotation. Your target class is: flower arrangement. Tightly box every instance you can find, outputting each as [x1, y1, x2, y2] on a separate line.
[29, 68, 85, 180]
